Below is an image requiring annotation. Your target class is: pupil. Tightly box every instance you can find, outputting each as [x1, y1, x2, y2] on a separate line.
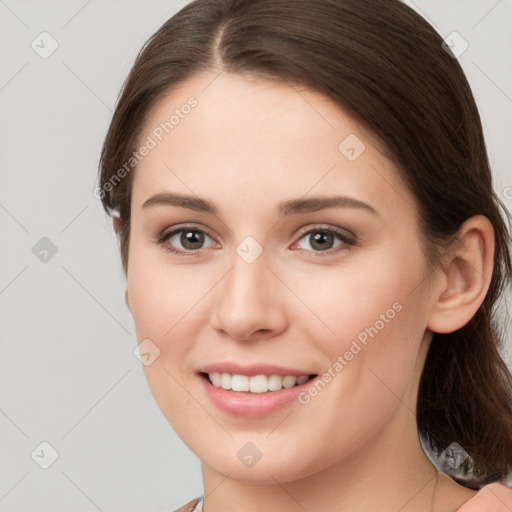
[311, 231, 333, 251]
[182, 230, 204, 249]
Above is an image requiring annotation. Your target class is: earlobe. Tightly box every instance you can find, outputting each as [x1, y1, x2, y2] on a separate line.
[427, 215, 494, 334]
[113, 215, 121, 234]
[125, 289, 130, 311]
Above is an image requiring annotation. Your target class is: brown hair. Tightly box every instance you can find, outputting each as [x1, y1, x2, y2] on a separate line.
[98, 0, 512, 486]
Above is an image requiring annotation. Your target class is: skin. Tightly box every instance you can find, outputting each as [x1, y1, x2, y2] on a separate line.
[114, 70, 500, 511]
[459, 483, 512, 512]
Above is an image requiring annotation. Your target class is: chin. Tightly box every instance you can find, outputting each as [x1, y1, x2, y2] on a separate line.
[198, 443, 325, 484]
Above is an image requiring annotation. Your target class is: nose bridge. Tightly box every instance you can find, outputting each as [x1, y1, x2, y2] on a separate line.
[211, 239, 284, 338]
[224, 240, 271, 310]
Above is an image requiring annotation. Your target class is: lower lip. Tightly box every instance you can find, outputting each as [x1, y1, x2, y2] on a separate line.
[198, 373, 317, 417]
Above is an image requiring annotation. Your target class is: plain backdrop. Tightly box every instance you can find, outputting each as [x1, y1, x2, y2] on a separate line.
[0, 1, 511, 510]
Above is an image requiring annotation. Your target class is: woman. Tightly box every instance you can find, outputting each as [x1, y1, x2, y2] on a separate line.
[97, 0, 512, 510]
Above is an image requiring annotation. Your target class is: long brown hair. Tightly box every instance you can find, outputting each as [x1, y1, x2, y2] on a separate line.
[97, 0, 512, 486]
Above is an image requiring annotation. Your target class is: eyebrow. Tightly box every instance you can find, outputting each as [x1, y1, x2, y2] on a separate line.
[142, 192, 380, 217]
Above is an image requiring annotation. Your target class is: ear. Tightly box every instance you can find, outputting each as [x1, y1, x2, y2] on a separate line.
[124, 289, 131, 311]
[113, 215, 121, 234]
[427, 215, 495, 334]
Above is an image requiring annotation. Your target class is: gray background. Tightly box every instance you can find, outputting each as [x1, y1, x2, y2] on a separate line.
[0, 1, 511, 510]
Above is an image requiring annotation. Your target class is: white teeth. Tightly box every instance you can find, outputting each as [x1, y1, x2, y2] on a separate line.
[210, 372, 222, 387]
[268, 374, 283, 391]
[231, 374, 249, 392]
[296, 375, 309, 385]
[282, 375, 296, 388]
[207, 372, 311, 392]
[221, 372, 231, 389]
[249, 375, 268, 393]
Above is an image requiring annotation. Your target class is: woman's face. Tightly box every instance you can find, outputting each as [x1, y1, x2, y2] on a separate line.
[125, 71, 438, 482]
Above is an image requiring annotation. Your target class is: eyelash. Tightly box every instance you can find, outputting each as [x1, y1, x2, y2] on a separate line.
[156, 224, 357, 258]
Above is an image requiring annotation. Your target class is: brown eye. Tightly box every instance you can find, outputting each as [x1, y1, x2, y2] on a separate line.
[303, 231, 336, 251]
[176, 229, 206, 250]
[157, 226, 215, 255]
[293, 226, 356, 255]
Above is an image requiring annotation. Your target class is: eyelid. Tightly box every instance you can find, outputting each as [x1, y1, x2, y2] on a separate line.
[156, 223, 216, 244]
[293, 223, 355, 241]
[289, 224, 356, 255]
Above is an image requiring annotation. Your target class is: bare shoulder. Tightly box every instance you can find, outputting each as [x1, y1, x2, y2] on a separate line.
[433, 471, 478, 512]
[457, 482, 512, 512]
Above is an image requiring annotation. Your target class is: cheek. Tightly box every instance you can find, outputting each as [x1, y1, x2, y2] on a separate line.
[293, 252, 420, 351]
[127, 245, 205, 339]
[292, 246, 427, 400]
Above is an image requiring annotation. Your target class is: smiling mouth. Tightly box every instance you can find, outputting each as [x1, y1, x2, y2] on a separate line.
[200, 372, 318, 394]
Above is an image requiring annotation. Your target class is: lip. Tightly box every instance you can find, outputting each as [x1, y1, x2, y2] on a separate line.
[197, 371, 318, 417]
[197, 362, 313, 377]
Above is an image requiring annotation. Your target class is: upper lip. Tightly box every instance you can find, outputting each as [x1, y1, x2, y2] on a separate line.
[197, 362, 315, 377]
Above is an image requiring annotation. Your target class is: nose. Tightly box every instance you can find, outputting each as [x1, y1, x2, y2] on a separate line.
[210, 247, 288, 341]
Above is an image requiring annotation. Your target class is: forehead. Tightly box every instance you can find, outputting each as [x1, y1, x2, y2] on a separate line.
[131, 71, 412, 221]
